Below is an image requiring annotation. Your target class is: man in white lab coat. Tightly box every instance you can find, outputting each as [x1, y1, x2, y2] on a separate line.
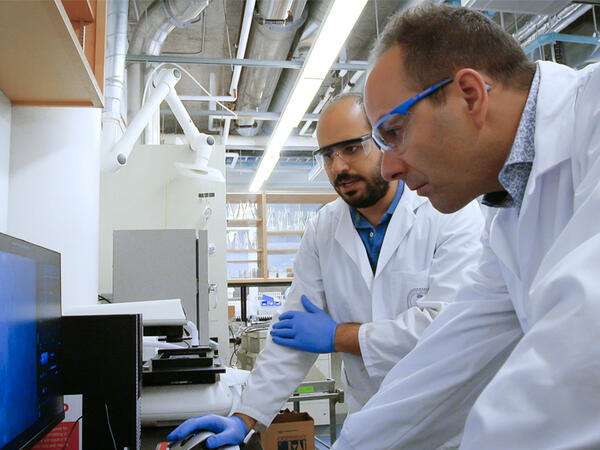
[332, 4, 600, 449]
[167, 93, 484, 448]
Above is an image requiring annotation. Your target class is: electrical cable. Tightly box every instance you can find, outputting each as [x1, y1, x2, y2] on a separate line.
[314, 436, 331, 449]
[104, 403, 118, 450]
[61, 416, 83, 450]
[98, 294, 112, 303]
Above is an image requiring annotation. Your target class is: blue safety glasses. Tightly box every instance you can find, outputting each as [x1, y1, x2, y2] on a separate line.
[372, 77, 454, 153]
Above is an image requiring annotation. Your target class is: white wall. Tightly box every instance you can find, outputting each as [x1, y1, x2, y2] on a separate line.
[99, 144, 230, 362]
[0, 90, 10, 233]
[8, 106, 101, 310]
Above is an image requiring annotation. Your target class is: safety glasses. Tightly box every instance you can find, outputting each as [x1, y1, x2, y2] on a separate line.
[372, 77, 454, 153]
[313, 134, 373, 170]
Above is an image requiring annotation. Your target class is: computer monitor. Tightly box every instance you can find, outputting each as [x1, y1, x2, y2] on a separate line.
[0, 233, 64, 449]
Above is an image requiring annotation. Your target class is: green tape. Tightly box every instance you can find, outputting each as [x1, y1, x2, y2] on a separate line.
[297, 385, 314, 393]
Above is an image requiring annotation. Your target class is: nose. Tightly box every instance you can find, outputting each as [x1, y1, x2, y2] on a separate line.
[381, 151, 408, 181]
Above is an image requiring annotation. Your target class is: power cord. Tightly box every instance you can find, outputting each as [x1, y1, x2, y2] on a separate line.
[104, 403, 118, 450]
[61, 416, 83, 450]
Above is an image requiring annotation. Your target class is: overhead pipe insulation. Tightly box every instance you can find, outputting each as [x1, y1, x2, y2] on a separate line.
[234, 0, 308, 136]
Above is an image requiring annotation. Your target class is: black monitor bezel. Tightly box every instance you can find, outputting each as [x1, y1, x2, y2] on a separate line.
[0, 232, 65, 450]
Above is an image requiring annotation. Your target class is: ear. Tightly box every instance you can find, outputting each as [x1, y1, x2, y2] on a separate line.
[453, 68, 489, 129]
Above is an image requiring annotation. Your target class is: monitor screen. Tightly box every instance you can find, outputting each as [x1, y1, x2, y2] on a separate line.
[0, 233, 64, 449]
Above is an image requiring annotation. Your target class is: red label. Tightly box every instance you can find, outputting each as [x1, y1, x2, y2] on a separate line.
[32, 421, 79, 450]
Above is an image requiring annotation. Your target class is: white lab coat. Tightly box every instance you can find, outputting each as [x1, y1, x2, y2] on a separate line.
[333, 61, 600, 450]
[234, 185, 484, 429]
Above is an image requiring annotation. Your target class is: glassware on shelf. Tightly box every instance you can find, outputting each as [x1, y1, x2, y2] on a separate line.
[293, 207, 305, 230]
[240, 230, 250, 249]
[248, 229, 258, 249]
[227, 231, 236, 249]
[277, 206, 290, 230]
[267, 207, 276, 231]
[248, 201, 257, 219]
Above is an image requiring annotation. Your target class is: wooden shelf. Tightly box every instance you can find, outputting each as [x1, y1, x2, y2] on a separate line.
[227, 249, 263, 253]
[228, 278, 293, 286]
[267, 230, 305, 235]
[227, 219, 262, 227]
[226, 191, 336, 281]
[268, 248, 300, 254]
[62, 0, 95, 22]
[0, 0, 104, 107]
[227, 193, 263, 203]
[266, 191, 338, 204]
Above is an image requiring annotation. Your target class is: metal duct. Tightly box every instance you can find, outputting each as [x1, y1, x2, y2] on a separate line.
[100, 0, 129, 171]
[261, 0, 331, 137]
[234, 0, 308, 136]
[104, 0, 129, 119]
[127, 0, 210, 126]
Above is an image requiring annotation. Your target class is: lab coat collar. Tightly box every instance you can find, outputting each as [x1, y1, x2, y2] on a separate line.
[374, 188, 426, 279]
[491, 62, 577, 283]
[525, 62, 576, 191]
[335, 199, 374, 290]
[519, 62, 576, 231]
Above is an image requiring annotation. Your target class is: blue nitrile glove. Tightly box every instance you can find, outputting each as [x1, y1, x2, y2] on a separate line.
[166, 414, 247, 449]
[270, 295, 338, 353]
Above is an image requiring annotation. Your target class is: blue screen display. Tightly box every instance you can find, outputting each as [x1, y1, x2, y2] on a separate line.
[0, 234, 63, 449]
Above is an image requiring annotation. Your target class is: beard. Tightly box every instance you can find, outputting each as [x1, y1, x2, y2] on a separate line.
[333, 165, 390, 209]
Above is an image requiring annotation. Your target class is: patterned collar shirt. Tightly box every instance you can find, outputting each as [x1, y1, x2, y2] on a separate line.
[482, 66, 540, 211]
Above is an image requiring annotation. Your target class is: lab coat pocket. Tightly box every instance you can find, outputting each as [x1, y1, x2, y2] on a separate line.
[341, 362, 375, 411]
[390, 269, 430, 311]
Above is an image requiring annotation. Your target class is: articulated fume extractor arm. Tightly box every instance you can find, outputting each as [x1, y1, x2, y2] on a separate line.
[102, 68, 224, 182]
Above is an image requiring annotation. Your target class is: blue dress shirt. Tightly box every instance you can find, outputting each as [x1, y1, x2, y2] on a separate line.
[349, 182, 404, 273]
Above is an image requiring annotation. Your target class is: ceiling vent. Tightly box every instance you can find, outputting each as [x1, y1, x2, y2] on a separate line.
[461, 0, 572, 16]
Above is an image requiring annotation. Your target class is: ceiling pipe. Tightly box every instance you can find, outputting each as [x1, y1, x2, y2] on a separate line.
[523, 32, 600, 55]
[162, 133, 317, 149]
[126, 0, 211, 144]
[217, 0, 256, 145]
[100, 0, 129, 161]
[259, 0, 331, 138]
[160, 108, 320, 120]
[515, 4, 592, 47]
[126, 54, 369, 70]
[234, 0, 309, 136]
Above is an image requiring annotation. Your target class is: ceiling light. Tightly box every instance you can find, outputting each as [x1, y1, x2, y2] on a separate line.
[249, 0, 369, 192]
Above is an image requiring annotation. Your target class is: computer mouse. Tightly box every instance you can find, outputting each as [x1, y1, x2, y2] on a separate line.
[165, 430, 240, 450]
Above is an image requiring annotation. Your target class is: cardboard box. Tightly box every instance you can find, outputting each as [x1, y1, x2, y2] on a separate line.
[260, 410, 315, 450]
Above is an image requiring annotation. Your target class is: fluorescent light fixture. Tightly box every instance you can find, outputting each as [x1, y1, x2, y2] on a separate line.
[249, 0, 369, 192]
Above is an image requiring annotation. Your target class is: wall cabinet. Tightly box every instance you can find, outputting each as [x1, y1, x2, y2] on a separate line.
[0, 0, 105, 107]
[226, 191, 338, 282]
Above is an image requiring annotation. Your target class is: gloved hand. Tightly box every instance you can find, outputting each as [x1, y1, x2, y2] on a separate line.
[270, 295, 338, 353]
[166, 414, 247, 449]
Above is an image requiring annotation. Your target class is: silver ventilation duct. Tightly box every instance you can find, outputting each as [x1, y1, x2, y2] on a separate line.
[234, 0, 308, 136]
[126, 0, 210, 127]
[104, 0, 129, 120]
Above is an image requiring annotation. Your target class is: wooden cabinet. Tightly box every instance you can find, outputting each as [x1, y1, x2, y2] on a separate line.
[0, 0, 105, 107]
[226, 191, 338, 282]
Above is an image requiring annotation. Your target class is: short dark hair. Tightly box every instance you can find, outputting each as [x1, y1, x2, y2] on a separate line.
[370, 3, 536, 97]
